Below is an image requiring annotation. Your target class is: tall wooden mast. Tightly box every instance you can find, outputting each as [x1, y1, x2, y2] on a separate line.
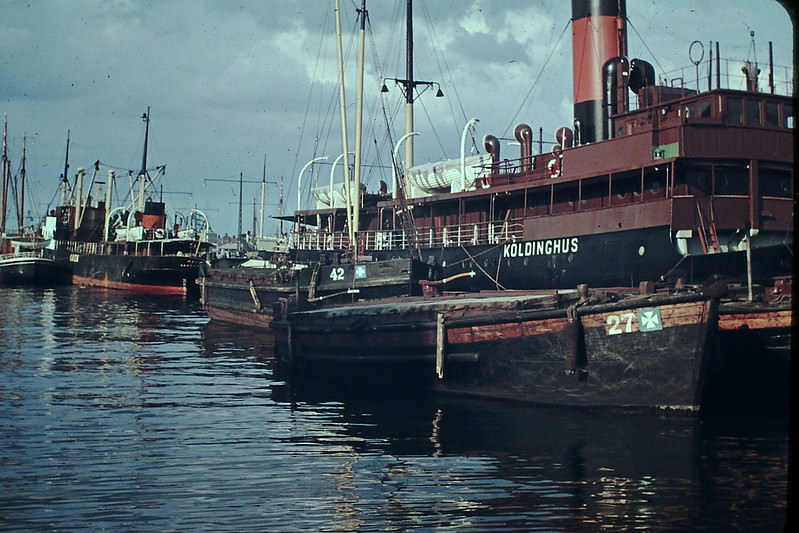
[352, 0, 367, 240]
[334, 0, 355, 249]
[1, 117, 8, 234]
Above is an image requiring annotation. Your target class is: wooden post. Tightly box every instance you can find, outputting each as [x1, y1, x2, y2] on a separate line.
[435, 312, 445, 379]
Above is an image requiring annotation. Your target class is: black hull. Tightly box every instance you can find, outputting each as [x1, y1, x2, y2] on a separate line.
[199, 274, 299, 328]
[296, 226, 792, 291]
[200, 258, 427, 328]
[704, 301, 792, 410]
[709, 328, 791, 410]
[274, 292, 718, 409]
[0, 256, 71, 286]
[69, 253, 204, 295]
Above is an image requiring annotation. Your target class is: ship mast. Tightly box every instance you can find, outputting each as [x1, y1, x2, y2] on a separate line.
[380, 0, 443, 170]
[334, 0, 355, 250]
[352, 0, 367, 241]
[259, 154, 266, 239]
[1, 117, 8, 235]
[60, 130, 70, 208]
[138, 107, 150, 212]
[403, 0, 414, 169]
[17, 136, 26, 231]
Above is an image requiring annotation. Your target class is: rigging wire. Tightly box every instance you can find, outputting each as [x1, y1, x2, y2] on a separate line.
[418, 2, 476, 153]
[414, 96, 448, 160]
[625, 18, 669, 81]
[501, 18, 571, 139]
[289, 5, 334, 211]
[368, 14, 400, 182]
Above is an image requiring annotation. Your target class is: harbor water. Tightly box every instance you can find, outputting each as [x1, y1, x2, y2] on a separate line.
[0, 287, 789, 531]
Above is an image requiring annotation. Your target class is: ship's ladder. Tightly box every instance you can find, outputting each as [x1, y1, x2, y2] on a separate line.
[695, 201, 721, 254]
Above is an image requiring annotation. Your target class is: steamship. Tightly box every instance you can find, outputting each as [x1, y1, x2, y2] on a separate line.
[47, 110, 212, 296]
[45, 170, 212, 296]
[285, 0, 793, 293]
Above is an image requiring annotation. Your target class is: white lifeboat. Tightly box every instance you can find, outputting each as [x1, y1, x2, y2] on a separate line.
[406, 154, 491, 194]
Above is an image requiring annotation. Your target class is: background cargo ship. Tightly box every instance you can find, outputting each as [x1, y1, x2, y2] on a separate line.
[0, 118, 69, 286]
[45, 110, 212, 296]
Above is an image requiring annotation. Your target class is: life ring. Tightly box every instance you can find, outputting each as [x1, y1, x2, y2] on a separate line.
[548, 145, 562, 178]
[154, 228, 166, 239]
[547, 158, 561, 178]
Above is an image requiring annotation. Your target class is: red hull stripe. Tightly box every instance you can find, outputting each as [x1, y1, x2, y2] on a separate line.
[72, 275, 187, 295]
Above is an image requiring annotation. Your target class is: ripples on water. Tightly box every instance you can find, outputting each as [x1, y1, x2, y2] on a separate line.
[0, 287, 789, 531]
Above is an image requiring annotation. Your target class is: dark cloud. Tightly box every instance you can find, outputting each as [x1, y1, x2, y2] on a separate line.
[1, 0, 792, 236]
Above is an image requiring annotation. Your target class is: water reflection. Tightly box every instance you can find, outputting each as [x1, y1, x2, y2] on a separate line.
[200, 320, 275, 358]
[200, 309, 789, 532]
[0, 287, 788, 532]
[267, 370, 786, 530]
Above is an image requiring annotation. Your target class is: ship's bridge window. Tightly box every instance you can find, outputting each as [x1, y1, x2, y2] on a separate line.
[580, 176, 609, 209]
[552, 183, 579, 213]
[611, 172, 641, 202]
[714, 165, 748, 195]
[725, 97, 742, 124]
[766, 102, 779, 125]
[679, 165, 712, 196]
[525, 190, 550, 216]
[784, 103, 793, 129]
[684, 102, 704, 119]
[643, 166, 667, 199]
[746, 100, 761, 125]
[759, 168, 793, 198]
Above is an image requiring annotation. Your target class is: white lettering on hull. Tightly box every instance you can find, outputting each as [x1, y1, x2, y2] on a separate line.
[503, 238, 579, 258]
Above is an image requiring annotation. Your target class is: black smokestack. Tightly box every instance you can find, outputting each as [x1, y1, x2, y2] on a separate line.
[571, 0, 627, 143]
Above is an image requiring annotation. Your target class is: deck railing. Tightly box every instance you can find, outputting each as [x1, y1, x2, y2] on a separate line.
[290, 219, 525, 252]
[58, 240, 105, 255]
[660, 58, 794, 98]
[0, 249, 48, 261]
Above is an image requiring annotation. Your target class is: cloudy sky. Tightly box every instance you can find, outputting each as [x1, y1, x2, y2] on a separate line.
[2, 0, 793, 237]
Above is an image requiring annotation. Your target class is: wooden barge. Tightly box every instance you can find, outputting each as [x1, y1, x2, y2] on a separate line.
[271, 287, 719, 409]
